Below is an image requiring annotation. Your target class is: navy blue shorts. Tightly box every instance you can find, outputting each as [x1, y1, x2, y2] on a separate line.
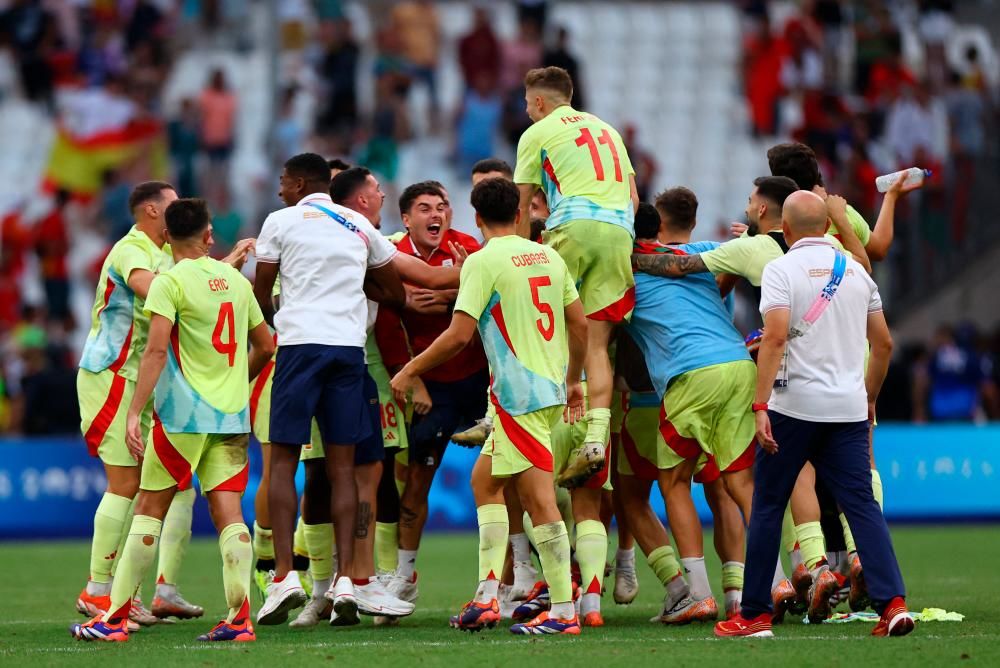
[355, 372, 384, 466]
[270, 344, 372, 448]
[409, 369, 489, 467]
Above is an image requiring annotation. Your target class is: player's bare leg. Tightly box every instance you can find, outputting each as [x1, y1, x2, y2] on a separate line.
[704, 478, 746, 618]
[390, 461, 438, 602]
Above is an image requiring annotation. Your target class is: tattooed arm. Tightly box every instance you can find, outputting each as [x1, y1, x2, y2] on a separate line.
[631, 251, 709, 277]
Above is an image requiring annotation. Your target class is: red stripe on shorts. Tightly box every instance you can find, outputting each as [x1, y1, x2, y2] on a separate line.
[658, 404, 702, 460]
[151, 415, 193, 489]
[693, 454, 721, 484]
[249, 359, 275, 427]
[212, 461, 249, 493]
[83, 372, 128, 457]
[491, 394, 553, 472]
[619, 414, 659, 481]
[724, 440, 757, 473]
[587, 286, 635, 322]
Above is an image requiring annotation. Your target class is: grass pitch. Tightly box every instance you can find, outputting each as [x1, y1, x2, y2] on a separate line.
[1, 525, 996, 667]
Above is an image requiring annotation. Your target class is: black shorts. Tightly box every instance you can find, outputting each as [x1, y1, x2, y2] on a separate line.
[408, 369, 489, 467]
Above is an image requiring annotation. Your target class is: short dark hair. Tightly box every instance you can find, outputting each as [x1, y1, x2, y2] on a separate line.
[128, 181, 174, 214]
[752, 175, 799, 212]
[327, 158, 351, 172]
[767, 142, 823, 190]
[399, 181, 446, 215]
[633, 202, 661, 240]
[329, 166, 372, 205]
[164, 198, 210, 240]
[284, 152, 332, 189]
[471, 177, 520, 226]
[471, 158, 513, 179]
[524, 66, 573, 100]
[654, 187, 698, 231]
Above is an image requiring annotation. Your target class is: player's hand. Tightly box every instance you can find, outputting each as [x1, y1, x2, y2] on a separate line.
[730, 221, 749, 237]
[448, 241, 470, 267]
[812, 184, 828, 199]
[125, 411, 145, 460]
[755, 410, 778, 454]
[410, 377, 433, 415]
[564, 381, 585, 424]
[888, 172, 924, 196]
[223, 238, 256, 270]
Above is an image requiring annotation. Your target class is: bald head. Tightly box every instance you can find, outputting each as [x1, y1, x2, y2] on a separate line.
[781, 190, 829, 244]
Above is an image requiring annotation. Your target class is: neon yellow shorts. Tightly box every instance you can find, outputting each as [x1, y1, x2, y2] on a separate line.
[250, 359, 275, 444]
[610, 389, 626, 437]
[78, 368, 152, 467]
[300, 420, 326, 461]
[483, 404, 562, 478]
[142, 420, 249, 493]
[659, 360, 756, 472]
[369, 358, 408, 450]
[552, 383, 612, 490]
[543, 220, 635, 321]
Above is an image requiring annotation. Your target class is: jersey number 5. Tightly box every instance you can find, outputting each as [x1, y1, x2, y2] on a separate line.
[529, 276, 555, 341]
[574, 128, 623, 183]
[212, 301, 236, 367]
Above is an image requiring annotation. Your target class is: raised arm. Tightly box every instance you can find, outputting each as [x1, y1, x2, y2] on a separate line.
[392, 252, 461, 289]
[866, 174, 924, 261]
[390, 312, 478, 405]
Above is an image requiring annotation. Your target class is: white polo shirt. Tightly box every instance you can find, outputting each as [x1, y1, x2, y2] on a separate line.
[759, 237, 883, 423]
[256, 193, 397, 348]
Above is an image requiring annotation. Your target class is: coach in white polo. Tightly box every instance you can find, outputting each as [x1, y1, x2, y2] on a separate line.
[722, 191, 913, 639]
[252, 153, 402, 625]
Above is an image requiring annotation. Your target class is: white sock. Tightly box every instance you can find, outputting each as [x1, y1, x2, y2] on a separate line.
[681, 556, 711, 601]
[397, 549, 418, 579]
[86, 579, 111, 596]
[725, 588, 742, 610]
[616, 547, 635, 570]
[550, 601, 575, 620]
[772, 558, 787, 589]
[475, 578, 500, 604]
[666, 573, 689, 600]
[790, 547, 803, 570]
[155, 581, 176, 597]
[510, 533, 531, 563]
[581, 592, 600, 615]
[313, 577, 331, 599]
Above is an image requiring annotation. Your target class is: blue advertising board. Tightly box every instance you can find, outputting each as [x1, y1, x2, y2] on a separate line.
[1, 424, 998, 539]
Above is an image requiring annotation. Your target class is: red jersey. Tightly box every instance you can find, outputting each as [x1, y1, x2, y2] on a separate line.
[380, 229, 488, 383]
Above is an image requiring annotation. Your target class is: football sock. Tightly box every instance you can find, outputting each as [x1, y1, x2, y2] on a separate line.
[510, 532, 532, 564]
[397, 549, 418, 580]
[772, 558, 787, 589]
[475, 577, 500, 604]
[616, 547, 635, 570]
[157, 487, 194, 586]
[103, 515, 161, 623]
[303, 522, 334, 592]
[680, 556, 712, 601]
[293, 516, 308, 559]
[790, 544, 804, 570]
[218, 523, 252, 623]
[555, 486, 575, 536]
[89, 492, 132, 587]
[583, 408, 611, 446]
[109, 496, 137, 578]
[575, 520, 607, 601]
[839, 513, 857, 554]
[476, 504, 509, 584]
[253, 521, 274, 569]
[781, 505, 798, 556]
[646, 545, 682, 586]
[721, 561, 744, 591]
[375, 521, 399, 573]
[872, 469, 884, 510]
[534, 521, 572, 605]
[796, 521, 827, 571]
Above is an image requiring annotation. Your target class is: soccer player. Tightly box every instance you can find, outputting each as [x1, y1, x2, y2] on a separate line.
[471, 157, 514, 185]
[75, 181, 242, 626]
[391, 177, 588, 635]
[514, 66, 639, 487]
[71, 198, 275, 643]
[379, 182, 488, 605]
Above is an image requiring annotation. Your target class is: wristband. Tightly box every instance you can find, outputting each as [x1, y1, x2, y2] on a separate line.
[752, 403, 769, 412]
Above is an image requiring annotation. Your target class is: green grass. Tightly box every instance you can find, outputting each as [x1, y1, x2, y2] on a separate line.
[1, 526, 996, 667]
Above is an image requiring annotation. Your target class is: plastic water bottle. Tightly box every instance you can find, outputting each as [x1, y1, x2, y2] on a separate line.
[875, 167, 931, 193]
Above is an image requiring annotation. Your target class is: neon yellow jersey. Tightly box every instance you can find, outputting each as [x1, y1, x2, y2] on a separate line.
[832, 205, 872, 247]
[79, 226, 172, 380]
[514, 105, 635, 234]
[454, 235, 579, 416]
[144, 256, 265, 433]
[702, 233, 846, 286]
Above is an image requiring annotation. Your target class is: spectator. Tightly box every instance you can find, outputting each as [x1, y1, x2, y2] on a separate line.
[742, 14, 788, 136]
[9, 326, 79, 435]
[273, 87, 305, 161]
[33, 190, 72, 327]
[167, 98, 200, 197]
[358, 75, 410, 187]
[391, 0, 442, 125]
[315, 17, 359, 149]
[501, 17, 543, 146]
[884, 84, 947, 166]
[945, 69, 987, 241]
[622, 124, 657, 203]
[198, 67, 237, 200]
[543, 27, 584, 109]
[454, 72, 502, 175]
[914, 325, 997, 422]
[458, 6, 500, 92]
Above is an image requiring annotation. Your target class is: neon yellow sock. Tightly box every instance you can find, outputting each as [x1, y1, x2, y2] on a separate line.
[872, 469, 884, 510]
[534, 521, 572, 604]
[219, 523, 252, 623]
[839, 513, 857, 554]
[476, 504, 508, 581]
[103, 515, 161, 622]
[575, 520, 607, 595]
[90, 493, 132, 584]
[293, 517, 308, 558]
[646, 544, 682, 586]
[522, 511, 536, 548]
[375, 522, 398, 572]
[781, 505, 798, 556]
[109, 496, 136, 578]
[157, 487, 194, 585]
[303, 522, 334, 582]
[584, 408, 611, 445]
[721, 561, 745, 591]
[796, 521, 826, 570]
[555, 486, 574, 537]
[253, 521, 274, 561]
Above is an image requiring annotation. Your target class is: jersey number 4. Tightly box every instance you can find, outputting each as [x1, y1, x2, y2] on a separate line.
[212, 301, 236, 367]
[575, 128, 622, 182]
[529, 276, 555, 341]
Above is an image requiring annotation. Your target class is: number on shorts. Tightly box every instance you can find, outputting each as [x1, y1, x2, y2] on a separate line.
[212, 301, 237, 366]
[382, 402, 399, 429]
[529, 276, 555, 341]
[574, 128, 623, 183]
